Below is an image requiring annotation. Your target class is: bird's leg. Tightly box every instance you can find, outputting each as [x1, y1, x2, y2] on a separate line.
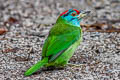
[45, 66, 65, 71]
[67, 63, 84, 67]
[46, 66, 56, 71]
[56, 66, 65, 70]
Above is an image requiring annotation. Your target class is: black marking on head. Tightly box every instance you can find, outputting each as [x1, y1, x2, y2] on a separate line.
[70, 18, 76, 21]
[63, 10, 74, 17]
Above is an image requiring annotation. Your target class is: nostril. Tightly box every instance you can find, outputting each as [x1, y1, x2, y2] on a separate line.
[85, 11, 91, 14]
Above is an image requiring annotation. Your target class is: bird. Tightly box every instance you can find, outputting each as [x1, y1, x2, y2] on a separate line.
[24, 9, 90, 76]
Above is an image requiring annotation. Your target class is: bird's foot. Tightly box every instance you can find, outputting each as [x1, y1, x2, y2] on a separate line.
[67, 63, 84, 68]
[43, 66, 65, 71]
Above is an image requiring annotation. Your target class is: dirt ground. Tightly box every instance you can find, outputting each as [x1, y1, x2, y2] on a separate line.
[0, 0, 120, 80]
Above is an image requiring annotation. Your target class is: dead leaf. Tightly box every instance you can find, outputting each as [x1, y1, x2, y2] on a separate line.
[4, 17, 18, 26]
[8, 17, 18, 23]
[0, 28, 7, 35]
[14, 56, 32, 61]
[2, 47, 18, 53]
[81, 21, 120, 33]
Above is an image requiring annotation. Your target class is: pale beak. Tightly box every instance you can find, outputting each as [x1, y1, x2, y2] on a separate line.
[78, 11, 91, 19]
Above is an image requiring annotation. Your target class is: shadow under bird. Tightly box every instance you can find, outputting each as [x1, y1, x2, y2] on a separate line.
[24, 9, 90, 76]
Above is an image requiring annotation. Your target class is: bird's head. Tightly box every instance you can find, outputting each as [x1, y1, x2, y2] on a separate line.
[57, 9, 90, 27]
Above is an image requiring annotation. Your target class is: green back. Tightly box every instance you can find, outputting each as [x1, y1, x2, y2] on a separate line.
[42, 17, 82, 62]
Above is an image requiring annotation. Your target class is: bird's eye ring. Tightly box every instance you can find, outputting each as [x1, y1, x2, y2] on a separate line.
[71, 12, 77, 16]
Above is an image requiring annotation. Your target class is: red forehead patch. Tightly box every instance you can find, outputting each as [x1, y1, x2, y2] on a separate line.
[73, 9, 80, 14]
[60, 10, 68, 16]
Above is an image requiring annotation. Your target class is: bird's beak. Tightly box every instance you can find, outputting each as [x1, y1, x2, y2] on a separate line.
[78, 11, 91, 19]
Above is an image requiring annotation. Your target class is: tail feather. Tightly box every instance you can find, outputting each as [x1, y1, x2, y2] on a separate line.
[24, 57, 48, 76]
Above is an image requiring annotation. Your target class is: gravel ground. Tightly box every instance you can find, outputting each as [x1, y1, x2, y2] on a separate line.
[0, 0, 120, 80]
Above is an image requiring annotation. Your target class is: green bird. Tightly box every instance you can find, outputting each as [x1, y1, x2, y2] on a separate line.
[24, 9, 90, 76]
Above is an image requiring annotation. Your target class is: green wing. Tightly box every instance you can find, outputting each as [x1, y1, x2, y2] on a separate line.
[42, 23, 81, 62]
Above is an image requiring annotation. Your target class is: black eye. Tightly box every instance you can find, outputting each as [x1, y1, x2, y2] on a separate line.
[71, 12, 77, 16]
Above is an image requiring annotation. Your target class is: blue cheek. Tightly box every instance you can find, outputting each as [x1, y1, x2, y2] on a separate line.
[65, 16, 73, 21]
[64, 16, 81, 27]
[71, 19, 81, 27]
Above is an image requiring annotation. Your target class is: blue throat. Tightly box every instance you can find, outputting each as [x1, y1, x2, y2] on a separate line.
[61, 15, 81, 27]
